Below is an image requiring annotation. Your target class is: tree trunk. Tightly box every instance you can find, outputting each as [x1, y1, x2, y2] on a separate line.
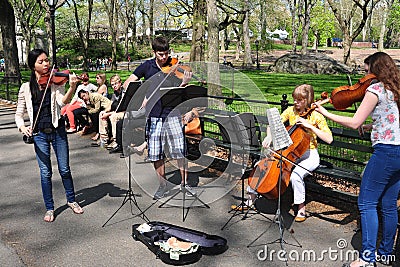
[378, 1, 389, 51]
[0, 0, 20, 81]
[242, 0, 252, 67]
[234, 26, 241, 61]
[342, 33, 352, 65]
[289, 0, 298, 53]
[260, 0, 267, 49]
[207, 0, 221, 96]
[149, 0, 154, 39]
[190, 0, 206, 62]
[301, 0, 312, 55]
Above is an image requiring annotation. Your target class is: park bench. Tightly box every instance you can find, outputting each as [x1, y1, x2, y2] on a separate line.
[185, 95, 372, 203]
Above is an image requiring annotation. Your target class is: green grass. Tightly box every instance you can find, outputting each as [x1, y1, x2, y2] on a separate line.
[2, 69, 363, 115]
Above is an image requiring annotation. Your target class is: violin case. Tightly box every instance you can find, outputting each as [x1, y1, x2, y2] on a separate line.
[132, 221, 228, 265]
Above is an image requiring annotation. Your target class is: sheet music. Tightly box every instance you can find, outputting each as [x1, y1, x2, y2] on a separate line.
[266, 108, 293, 150]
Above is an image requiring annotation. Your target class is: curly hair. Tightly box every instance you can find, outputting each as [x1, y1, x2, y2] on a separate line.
[369, 52, 400, 108]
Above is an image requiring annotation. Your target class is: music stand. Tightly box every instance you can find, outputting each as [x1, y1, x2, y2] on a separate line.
[102, 154, 149, 227]
[218, 113, 271, 230]
[102, 81, 149, 227]
[247, 108, 301, 263]
[157, 85, 210, 222]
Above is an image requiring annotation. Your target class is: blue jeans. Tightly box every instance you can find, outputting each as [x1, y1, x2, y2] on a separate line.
[33, 126, 76, 210]
[359, 143, 400, 262]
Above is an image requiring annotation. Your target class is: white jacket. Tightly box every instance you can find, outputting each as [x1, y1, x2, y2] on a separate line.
[15, 82, 67, 131]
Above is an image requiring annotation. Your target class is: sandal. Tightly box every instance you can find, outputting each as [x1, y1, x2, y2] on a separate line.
[91, 133, 100, 141]
[44, 210, 54, 222]
[67, 202, 84, 214]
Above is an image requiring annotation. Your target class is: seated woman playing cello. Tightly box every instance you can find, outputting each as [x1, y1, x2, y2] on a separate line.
[236, 84, 333, 222]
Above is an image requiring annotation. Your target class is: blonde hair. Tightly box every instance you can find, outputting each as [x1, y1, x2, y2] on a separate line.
[110, 74, 121, 84]
[96, 72, 106, 85]
[292, 84, 314, 109]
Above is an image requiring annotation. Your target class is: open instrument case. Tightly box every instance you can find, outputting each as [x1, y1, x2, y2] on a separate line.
[132, 221, 228, 265]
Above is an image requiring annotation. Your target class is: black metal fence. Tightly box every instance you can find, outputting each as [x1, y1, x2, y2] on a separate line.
[0, 76, 21, 101]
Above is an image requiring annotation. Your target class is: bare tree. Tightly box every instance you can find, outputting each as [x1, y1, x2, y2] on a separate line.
[288, 0, 300, 53]
[0, 0, 20, 80]
[37, 0, 67, 65]
[102, 0, 119, 70]
[207, 0, 221, 96]
[377, 0, 392, 51]
[122, 0, 138, 57]
[10, 0, 43, 61]
[242, 0, 252, 67]
[327, 0, 378, 64]
[300, 0, 316, 55]
[190, 0, 207, 62]
[67, 0, 93, 71]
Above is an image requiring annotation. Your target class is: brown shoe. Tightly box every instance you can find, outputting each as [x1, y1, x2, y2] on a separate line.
[295, 212, 306, 222]
[231, 199, 254, 211]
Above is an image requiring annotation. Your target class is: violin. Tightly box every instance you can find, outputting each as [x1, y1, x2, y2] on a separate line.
[38, 69, 86, 89]
[161, 57, 206, 84]
[319, 73, 378, 110]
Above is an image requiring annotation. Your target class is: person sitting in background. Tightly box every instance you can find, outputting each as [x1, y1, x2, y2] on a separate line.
[98, 75, 135, 153]
[91, 72, 109, 141]
[78, 90, 111, 139]
[62, 72, 96, 134]
[95, 72, 108, 98]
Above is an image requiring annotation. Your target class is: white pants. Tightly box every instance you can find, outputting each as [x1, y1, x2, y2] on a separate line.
[290, 149, 320, 204]
[248, 149, 320, 205]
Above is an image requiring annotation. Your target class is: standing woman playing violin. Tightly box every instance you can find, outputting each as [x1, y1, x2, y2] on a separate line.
[315, 52, 400, 267]
[15, 49, 84, 223]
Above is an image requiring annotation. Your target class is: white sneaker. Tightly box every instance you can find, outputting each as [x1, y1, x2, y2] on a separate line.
[180, 184, 197, 196]
[106, 141, 117, 150]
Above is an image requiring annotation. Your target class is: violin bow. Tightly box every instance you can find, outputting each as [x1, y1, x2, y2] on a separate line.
[265, 147, 314, 176]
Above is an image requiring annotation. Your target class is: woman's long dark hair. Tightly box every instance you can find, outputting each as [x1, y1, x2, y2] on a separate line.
[27, 49, 47, 100]
[369, 52, 400, 109]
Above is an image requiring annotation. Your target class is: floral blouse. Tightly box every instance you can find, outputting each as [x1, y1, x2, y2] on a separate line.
[367, 82, 400, 146]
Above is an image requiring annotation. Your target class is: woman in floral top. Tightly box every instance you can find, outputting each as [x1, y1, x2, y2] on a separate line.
[315, 52, 400, 267]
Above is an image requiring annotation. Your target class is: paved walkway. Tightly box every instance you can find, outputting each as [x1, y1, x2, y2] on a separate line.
[0, 100, 392, 267]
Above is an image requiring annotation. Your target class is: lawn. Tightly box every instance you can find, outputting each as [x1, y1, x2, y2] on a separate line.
[1, 68, 363, 116]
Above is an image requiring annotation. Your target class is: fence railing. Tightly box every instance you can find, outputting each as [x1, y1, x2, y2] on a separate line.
[0, 76, 21, 101]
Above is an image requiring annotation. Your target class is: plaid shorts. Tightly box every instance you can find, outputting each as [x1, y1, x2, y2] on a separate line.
[146, 116, 185, 161]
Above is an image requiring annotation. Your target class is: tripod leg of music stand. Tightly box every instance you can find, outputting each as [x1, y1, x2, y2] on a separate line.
[102, 155, 149, 227]
[102, 192, 130, 227]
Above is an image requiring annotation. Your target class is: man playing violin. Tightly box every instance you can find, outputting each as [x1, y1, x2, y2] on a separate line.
[123, 37, 195, 200]
[239, 84, 333, 222]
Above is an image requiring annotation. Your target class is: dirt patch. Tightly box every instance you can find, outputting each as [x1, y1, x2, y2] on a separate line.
[227, 48, 400, 69]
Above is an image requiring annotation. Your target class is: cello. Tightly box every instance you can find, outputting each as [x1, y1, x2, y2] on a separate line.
[248, 110, 312, 199]
[248, 120, 311, 199]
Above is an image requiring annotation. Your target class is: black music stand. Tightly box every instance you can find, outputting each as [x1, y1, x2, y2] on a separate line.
[157, 85, 210, 222]
[247, 108, 301, 264]
[218, 113, 271, 230]
[102, 81, 149, 227]
[102, 154, 149, 227]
